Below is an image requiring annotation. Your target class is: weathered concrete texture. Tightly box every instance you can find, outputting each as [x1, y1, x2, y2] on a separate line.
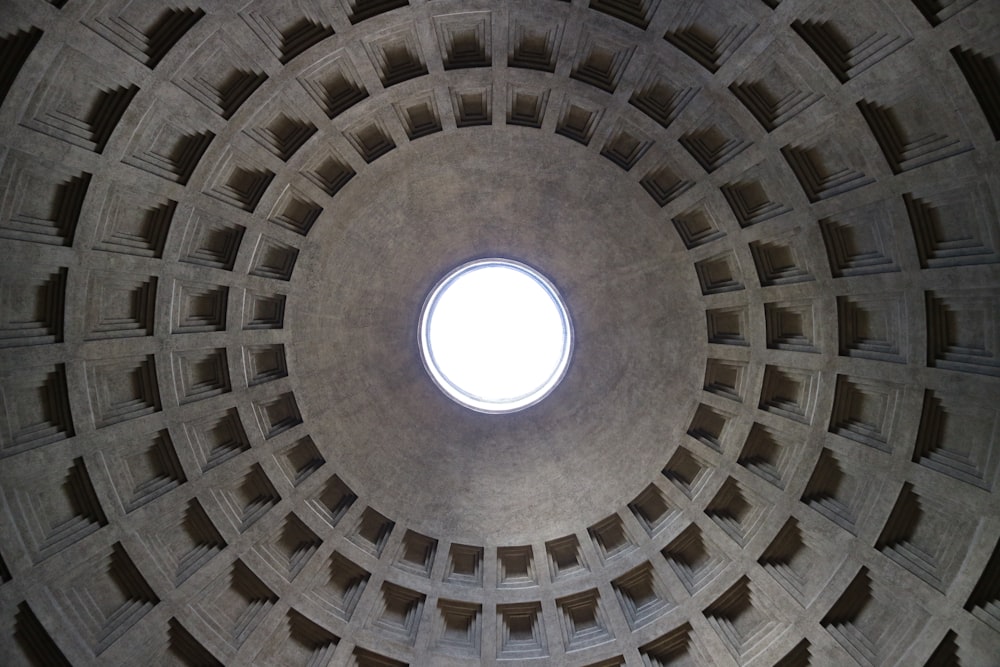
[0, 0, 998, 666]
[292, 131, 702, 543]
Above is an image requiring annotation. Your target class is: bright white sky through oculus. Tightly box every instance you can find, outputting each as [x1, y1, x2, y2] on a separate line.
[423, 261, 570, 410]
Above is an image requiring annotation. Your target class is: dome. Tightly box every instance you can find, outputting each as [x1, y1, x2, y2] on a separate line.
[0, 0, 998, 665]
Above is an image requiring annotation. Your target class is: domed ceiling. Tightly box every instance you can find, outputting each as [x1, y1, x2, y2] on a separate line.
[1, 0, 999, 665]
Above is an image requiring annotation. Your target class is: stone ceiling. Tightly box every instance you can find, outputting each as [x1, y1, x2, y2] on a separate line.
[0, 0, 999, 665]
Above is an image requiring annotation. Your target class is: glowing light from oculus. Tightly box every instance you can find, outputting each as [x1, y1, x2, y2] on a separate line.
[419, 258, 573, 413]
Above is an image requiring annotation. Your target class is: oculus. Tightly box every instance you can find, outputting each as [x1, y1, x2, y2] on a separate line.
[419, 258, 573, 413]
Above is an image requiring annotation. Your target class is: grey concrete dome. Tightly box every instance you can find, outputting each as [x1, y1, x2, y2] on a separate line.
[0, 0, 998, 665]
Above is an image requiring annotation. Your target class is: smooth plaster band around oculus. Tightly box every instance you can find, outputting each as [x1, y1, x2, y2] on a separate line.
[418, 258, 574, 414]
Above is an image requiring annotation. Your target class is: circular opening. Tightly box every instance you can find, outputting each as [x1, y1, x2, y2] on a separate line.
[419, 258, 573, 413]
